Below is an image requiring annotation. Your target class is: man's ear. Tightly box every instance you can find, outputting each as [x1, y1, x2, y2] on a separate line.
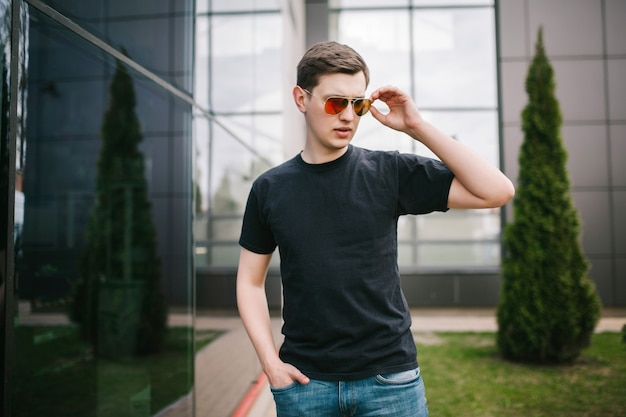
[293, 86, 307, 113]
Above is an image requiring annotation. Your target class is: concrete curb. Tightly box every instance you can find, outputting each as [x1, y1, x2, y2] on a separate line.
[230, 373, 268, 417]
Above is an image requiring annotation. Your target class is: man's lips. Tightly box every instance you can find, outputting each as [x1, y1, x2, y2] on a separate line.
[334, 127, 352, 137]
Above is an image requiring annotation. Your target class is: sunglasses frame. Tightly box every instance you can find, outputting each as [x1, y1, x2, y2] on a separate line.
[301, 88, 372, 116]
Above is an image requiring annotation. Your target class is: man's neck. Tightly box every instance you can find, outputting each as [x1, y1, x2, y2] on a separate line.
[300, 144, 349, 165]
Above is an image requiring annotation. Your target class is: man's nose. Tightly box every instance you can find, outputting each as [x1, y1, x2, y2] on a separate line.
[338, 102, 356, 120]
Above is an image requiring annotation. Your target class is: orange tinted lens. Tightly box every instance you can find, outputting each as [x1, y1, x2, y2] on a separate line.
[325, 97, 349, 114]
[353, 99, 371, 116]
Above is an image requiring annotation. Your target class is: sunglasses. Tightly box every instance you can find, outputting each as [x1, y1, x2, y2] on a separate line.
[302, 88, 372, 116]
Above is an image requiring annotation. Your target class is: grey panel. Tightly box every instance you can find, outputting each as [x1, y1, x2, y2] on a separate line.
[588, 257, 616, 306]
[401, 272, 501, 306]
[614, 191, 626, 254]
[552, 60, 606, 122]
[528, 0, 603, 57]
[605, 0, 626, 55]
[196, 270, 282, 310]
[572, 190, 612, 255]
[607, 59, 626, 121]
[500, 61, 528, 124]
[611, 125, 626, 187]
[502, 125, 522, 198]
[615, 259, 626, 305]
[562, 125, 609, 188]
[457, 274, 501, 306]
[401, 273, 456, 306]
[497, 0, 528, 58]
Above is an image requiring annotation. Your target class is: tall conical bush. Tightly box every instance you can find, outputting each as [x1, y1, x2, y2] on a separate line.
[496, 27, 601, 364]
[70, 56, 167, 356]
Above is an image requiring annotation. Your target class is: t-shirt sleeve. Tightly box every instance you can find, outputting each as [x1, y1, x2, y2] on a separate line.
[396, 152, 454, 215]
[239, 187, 277, 254]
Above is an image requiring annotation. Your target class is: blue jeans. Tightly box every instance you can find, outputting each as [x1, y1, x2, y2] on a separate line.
[270, 368, 428, 417]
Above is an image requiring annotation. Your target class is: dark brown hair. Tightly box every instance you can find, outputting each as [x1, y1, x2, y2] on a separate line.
[296, 41, 370, 91]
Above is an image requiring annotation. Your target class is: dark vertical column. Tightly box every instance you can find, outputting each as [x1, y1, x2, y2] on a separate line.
[305, 0, 328, 48]
[1, 0, 21, 414]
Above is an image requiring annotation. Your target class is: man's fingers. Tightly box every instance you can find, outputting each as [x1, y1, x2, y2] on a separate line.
[369, 105, 382, 119]
[295, 372, 310, 385]
[287, 364, 310, 385]
[368, 106, 390, 127]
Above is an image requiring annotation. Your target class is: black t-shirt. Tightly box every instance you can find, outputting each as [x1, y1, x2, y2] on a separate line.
[239, 145, 454, 380]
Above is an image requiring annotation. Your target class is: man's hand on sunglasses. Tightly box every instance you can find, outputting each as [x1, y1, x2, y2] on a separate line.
[369, 85, 424, 134]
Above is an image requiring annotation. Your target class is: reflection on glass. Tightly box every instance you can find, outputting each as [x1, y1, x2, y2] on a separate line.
[69, 57, 167, 358]
[36, 0, 194, 94]
[416, 242, 501, 267]
[413, 8, 497, 108]
[416, 210, 501, 240]
[210, 0, 281, 12]
[204, 115, 279, 267]
[334, 10, 411, 92]
[13, 4, 195, 417]
[398, 241, 500, 267]
[422, 111, 499, 165]
[330, 0, 409, 7]
[210, 14, 282, 113]
[196, 8, 283, 269]
[0, 6, 12, 415]
[412, 0, 494, 6]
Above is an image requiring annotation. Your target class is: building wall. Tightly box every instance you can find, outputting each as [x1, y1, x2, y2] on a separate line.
[498, 0, 626, 306]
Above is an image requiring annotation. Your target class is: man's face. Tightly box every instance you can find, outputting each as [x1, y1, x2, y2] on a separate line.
[299, 71, 368, 154]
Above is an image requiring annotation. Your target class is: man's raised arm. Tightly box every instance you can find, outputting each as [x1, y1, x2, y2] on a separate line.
[369, 85, 515, 209]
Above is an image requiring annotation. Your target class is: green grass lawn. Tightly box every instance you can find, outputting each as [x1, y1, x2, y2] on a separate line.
[12, 326, 221, 417]
[416, 332, 626, 417]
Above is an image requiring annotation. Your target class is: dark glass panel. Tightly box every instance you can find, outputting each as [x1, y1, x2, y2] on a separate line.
[34, 0, 193, 94]
[13, 4, 194, 416]
[0, 1, 13, 413]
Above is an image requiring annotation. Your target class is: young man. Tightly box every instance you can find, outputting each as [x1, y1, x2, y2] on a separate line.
[237, 41, 514, 416]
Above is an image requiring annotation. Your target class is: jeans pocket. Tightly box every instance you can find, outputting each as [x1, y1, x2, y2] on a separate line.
[270, 381, 299, 393]
[375, 368, 421, 385]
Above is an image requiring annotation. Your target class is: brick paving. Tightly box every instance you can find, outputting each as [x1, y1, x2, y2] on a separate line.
[156, 315, 282, 417]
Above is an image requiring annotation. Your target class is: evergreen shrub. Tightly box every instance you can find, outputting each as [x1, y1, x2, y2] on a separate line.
[496, 28, 601, 364]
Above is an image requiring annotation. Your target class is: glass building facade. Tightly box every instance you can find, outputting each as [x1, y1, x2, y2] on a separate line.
[195, 0, 510, 311]
[4, 0, 197, 415]
[1, 0, 624, 415]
